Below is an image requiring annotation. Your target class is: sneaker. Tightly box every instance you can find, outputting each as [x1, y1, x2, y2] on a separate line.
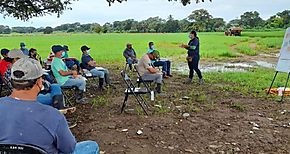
[155, 85, 162, 93]
[184, 78, 192, 84]
[168, 74, 173, 77]
[199, 79, 204, 84]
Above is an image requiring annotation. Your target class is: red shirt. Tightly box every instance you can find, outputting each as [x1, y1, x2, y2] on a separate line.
[0, 59, 11, 77]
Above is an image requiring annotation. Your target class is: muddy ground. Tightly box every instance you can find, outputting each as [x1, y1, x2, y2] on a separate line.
[66, 52, 290, 154]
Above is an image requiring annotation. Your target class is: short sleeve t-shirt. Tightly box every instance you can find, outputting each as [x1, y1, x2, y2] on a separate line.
[0, 59, 12, 77]
[0, 97, 76, 154]
[137, 54, 153, 76]
[51, 57, 70, 85]
[81, 54, 95, 70]
[20, 48, 29, 56]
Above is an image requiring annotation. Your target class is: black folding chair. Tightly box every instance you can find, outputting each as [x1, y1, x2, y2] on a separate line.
[61, 86, 78, 106]
[121, 70, 150, 115]
[80, 63, 100, 88]
[0, 144, 46, 154]
[49, 70, 78, 106]
[0, 77, 4, 97]
[133, 65, 154, 89]
[0, 73, 13, 97]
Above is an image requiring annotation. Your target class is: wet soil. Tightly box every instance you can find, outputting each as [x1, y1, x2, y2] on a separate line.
[67, 62, 290, 154]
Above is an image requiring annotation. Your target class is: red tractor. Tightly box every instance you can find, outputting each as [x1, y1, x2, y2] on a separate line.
[225, 27, 242, 36]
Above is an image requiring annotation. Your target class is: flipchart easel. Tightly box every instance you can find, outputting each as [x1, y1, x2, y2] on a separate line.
[267, 27, 290, 102]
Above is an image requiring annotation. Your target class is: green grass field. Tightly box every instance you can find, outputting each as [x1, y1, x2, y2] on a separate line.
[0, 31, 284, 63]
[0, 31, 287, 98]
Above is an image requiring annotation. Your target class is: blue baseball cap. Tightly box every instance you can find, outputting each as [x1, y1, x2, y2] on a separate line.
[1, 48, 9, 56]
[20, 42, 26, 47]
[52, 45, 64, 53]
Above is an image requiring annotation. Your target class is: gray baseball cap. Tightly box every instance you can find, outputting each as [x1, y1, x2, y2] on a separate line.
[11, 58, 44, 80]
[8, 49, 27, 59]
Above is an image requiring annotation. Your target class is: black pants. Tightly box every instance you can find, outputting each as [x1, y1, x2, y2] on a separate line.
[188, 57, 202, 79]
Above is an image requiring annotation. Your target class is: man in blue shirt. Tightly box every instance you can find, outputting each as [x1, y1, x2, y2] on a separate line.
[148, 42, 172, 78]
[0, 58, 99, 154]
[81, 45, 112, 90]
[20, 42, 29, 56]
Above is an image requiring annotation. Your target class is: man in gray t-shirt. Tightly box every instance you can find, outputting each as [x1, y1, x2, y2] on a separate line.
[137, 50, 163, 93]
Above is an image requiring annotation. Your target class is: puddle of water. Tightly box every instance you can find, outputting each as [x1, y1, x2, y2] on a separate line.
[259, 53, 279, 58]
[173, 61, 276, 74]
[254, 61, 276, 69]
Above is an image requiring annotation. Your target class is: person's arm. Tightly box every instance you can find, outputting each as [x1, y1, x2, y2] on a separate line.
[58, 69, 77, 76]
[123, 49, 130, 59]
[53, 61, 76, 76]
[188, 39, 198, 51]
[180, 40, 197, 50]
[82, 55, 96, 67]
[143, 58, 159, 73]
[147, 67, 159, 73]
[87, 60, 96, 67]
[55, 115, 77, 154]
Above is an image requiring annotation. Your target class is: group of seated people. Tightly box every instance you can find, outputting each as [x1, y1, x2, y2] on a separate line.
[0, 43, 115, 114]
[0, 42, 100, 153]
[123, 41, 172, 93]
[0, 41, 172, 153]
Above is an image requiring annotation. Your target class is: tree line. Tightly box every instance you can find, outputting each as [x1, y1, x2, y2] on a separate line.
[0, 9, 289, 34]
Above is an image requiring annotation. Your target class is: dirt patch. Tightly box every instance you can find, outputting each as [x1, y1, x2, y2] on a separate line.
[66, 64, 290, 154]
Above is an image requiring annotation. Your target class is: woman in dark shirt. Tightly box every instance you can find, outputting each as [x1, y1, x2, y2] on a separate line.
[180, 30, 203, 84]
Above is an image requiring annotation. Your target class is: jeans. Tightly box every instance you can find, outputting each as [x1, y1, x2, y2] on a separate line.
[126, 58, 138, 70]
[188, 57, 202, 79]
[72, 141, 99, 154]
[141, 73, 163, 84]
[127, 58, 138, 65]
[62, 77, 86, 91]
[43, 74, 54, 84]
[94, 68, 110, 85]
[90, 68, 105, 78]
[37, 84, 62, 105]
[153, 60, 171, 75]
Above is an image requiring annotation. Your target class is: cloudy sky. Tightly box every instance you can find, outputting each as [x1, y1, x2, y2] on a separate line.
[0, 0, 289, 28]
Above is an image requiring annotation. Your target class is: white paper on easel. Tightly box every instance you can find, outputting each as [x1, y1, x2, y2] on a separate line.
[276, 27, 290, 73]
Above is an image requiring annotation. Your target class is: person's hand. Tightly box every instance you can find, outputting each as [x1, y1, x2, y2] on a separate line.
[72, 64, 77, 70]
[154, 68, 161, 73]
[180, 44, 189, 48]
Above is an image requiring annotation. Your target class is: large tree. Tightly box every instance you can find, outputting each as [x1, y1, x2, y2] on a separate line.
[0, 0, 77, 21]
[276, 10, 290, 28]
[0, 0, 211, 21]
[188, 9, 213, 31]
[240, 11, 265, 28]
